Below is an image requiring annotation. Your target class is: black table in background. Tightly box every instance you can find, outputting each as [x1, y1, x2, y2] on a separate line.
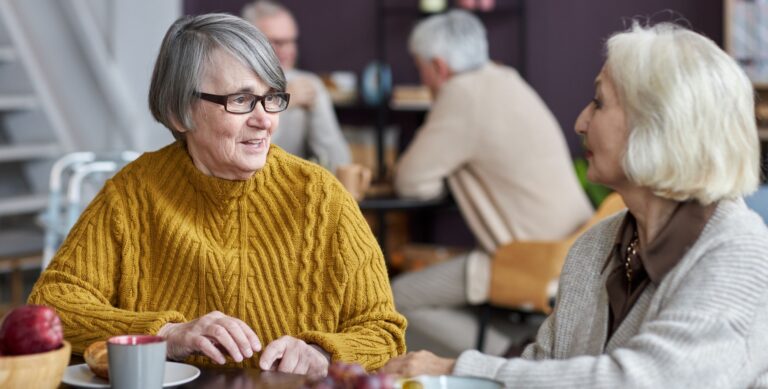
[358, 195, 451, 264]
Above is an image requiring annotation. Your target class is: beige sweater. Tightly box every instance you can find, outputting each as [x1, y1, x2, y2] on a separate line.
[395, 63, 592, 252]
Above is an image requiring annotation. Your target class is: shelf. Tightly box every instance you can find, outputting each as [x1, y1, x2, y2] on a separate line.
[0, 46, 16, 62]
[333, 101, 374, 110]
[0, 143, 61, 163]
[390, 101, 431, 111]
[0, 228, 43, 260]
[380, 0, 524, 15]
[0, 194, 48, 217]
[359, 195, 449, 211]
[0, 95, 37, 111]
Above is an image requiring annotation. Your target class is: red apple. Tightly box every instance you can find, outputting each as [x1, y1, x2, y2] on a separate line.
[0, 305, 63, 355]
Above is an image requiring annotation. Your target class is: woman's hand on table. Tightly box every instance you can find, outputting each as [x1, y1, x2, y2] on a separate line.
[379, 350, 455, 377]
[157, 311, 262, 364]
[259, 335, 330, 378]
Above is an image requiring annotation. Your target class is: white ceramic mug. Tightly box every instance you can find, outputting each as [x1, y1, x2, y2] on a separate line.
[107, 335, 166, 389]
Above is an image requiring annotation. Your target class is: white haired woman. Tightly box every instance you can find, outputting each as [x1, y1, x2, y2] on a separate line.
[29, 13, 405, 376]
[381, 21, 768, 387]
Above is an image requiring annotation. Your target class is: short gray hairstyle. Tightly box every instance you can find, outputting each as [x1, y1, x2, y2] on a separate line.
[149, 13, 286, 140]
[241, 0, 291, 23]
[607, 22, 759, 204]
[408, 9, 489, 73]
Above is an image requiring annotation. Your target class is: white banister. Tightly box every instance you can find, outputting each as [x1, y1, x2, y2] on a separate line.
[0, 0, 75, 152]
[62, 0, 142, 149]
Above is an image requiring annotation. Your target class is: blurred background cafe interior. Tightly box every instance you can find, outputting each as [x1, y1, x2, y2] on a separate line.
[0, 0, 767, 358]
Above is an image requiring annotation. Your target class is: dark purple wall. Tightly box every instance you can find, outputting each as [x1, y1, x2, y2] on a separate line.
[184, 0, 723, 156]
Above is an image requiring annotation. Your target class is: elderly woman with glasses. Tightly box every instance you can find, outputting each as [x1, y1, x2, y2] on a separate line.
[29, 13, 405, 376]
[382, 21, 768, 387]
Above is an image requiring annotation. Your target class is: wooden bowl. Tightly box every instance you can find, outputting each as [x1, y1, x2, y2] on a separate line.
[0, 340, 71, 389]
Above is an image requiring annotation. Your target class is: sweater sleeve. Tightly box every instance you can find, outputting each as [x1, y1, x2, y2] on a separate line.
[28, 180, 186, 354]
[453, 235, 768, 388]
[297, 193, 407, 371]
[305, 74, 351, 172]
[394, 82, 477, 200]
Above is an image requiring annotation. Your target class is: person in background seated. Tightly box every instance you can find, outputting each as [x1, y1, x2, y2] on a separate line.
[391, 9, 592, 356]
[243, 0, 351, 172]
[29, 13, 405, 376]
[382, 21, 768, 387]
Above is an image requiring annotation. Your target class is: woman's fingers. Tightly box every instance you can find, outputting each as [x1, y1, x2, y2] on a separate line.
[291, 352, 310, 376]
[277, 343, 301, 374]
[163, 311, 266, 365]
[218, 319, 254, 359]
[259, 336, 288, 370]
[235, 318, 262, 352]
[194, 335, 227, 365]
[206, 323, 244, 362]
[261, 336, 329, 376]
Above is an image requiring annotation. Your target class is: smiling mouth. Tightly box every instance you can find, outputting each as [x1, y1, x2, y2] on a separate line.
[240, 139, 266, 147]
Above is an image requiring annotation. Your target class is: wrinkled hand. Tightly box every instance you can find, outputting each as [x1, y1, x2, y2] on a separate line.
[259, 335, 330, 378]
[379, 350, 455, 377]
[286, 77, 317, 109]
[157, 311, 261, 365]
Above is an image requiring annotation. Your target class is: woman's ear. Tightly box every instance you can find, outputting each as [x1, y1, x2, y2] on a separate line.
[169, 116, 189, 134]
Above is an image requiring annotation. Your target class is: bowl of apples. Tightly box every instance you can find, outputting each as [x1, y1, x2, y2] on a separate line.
[0, 305, 71, 389]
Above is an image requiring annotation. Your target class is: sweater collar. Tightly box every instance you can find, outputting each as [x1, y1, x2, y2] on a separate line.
[172, 141, 277, 202]
[607, 199, 717, 285]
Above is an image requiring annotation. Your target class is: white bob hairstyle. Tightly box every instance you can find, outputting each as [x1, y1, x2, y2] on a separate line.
[607, 22, 760, 204]
[408, 9, 489, 73]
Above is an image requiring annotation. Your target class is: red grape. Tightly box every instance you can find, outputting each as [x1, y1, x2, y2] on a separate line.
[306, 361, 395, 389]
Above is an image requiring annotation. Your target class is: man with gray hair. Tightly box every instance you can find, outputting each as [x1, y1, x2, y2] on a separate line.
[392, 9, 593, 356]
[242, 0, 351, 171]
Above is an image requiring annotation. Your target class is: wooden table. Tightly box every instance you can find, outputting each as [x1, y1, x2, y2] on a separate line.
[60, 355, 308, 388]
[174, 368, 306, 389]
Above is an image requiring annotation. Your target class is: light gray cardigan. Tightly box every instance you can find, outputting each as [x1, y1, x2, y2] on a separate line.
[454, 199, 768, 388]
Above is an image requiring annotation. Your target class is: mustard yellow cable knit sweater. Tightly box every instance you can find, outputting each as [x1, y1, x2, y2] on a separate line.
[29, 142, 406, 370]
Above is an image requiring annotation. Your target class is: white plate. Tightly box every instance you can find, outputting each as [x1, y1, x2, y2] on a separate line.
[400, 375, 503, 389]
[62, 361, 201, 388]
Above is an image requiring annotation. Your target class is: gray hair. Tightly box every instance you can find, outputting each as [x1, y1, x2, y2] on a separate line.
[408, 9, 489, 73]
[607, 22, 759, 204]
[241, 0, 291, 23]
[149, 13, 286, 140]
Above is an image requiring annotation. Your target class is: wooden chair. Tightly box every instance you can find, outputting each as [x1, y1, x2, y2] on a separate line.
[476, 192, 626, 351]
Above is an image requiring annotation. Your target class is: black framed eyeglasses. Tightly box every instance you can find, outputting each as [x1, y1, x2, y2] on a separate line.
[194, 91, 290, 114]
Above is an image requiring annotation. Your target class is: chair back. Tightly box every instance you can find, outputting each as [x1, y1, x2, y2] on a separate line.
[488, 192, 626, 313]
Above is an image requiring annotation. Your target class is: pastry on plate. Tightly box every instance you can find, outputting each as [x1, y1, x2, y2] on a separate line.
[83, 340, 109, 379]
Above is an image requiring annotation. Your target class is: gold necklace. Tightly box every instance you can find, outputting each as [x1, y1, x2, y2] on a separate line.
[625, 232, 639, 294]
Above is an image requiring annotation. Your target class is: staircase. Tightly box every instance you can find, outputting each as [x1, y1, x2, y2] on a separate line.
[0, 0, 75, 261]
[0, 0, 178, 308]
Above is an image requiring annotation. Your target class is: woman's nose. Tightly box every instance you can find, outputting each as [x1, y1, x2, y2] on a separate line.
[574, 105, 591, 135]
[247, 105, 272, 129]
